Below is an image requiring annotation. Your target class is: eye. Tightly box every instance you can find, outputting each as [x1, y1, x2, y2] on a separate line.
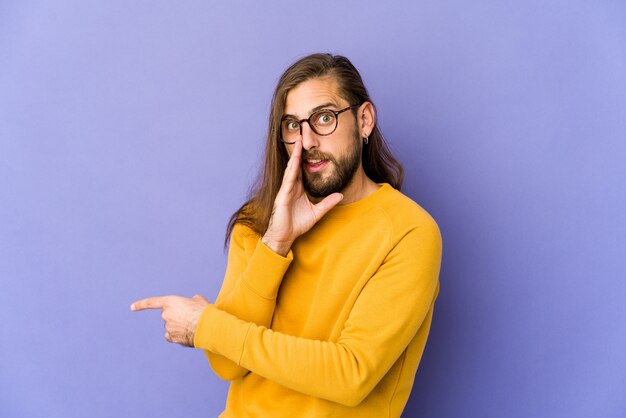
[284, 120, 300, 131]
[316, 112, 335, 125]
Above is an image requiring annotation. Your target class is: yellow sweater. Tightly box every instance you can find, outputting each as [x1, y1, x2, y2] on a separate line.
[194, 183, 442, 417]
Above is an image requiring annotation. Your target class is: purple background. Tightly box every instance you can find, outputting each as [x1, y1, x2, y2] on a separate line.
[1, 1, 625, 417]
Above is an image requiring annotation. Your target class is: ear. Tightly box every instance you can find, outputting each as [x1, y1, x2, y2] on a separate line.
[357, 102, 376, 138]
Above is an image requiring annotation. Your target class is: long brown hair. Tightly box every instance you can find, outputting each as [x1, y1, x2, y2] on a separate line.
[225, 53, 404, 246]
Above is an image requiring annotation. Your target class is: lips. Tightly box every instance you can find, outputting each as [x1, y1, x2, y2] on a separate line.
[304, 159, 329, 172]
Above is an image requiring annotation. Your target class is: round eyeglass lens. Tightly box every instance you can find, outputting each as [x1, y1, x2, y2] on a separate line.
[281, 119, 300, 142]
[310, 110, 337, 135]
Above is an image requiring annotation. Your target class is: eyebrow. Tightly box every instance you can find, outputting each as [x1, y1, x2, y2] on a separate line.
[282, 102, 340, 120]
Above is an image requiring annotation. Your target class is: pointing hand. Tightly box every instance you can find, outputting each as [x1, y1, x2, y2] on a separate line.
[131, 294, 210, 347]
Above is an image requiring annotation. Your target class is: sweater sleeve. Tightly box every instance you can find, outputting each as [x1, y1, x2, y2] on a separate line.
[203, 223, 293, 380]
[194, 220, 442, 406]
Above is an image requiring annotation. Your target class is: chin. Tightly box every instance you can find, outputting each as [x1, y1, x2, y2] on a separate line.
[304, 176, 350, 199]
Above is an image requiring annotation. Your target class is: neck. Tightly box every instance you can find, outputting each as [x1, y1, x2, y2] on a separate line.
[339, 168, 380, 204]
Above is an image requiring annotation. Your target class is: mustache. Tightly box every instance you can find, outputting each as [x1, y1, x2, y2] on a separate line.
[301, 150, 336, 163]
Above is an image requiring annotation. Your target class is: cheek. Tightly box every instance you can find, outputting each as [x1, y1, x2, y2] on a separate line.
[329, 133, 355, 158]
[335, 120, 359, 144]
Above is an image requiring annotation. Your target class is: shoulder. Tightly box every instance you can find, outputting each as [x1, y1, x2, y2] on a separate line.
[374, 184, 441, 245]
[230, 221, 262, 252]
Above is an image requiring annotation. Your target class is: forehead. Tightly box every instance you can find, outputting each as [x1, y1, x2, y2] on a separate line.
[284, 76, 345, 117]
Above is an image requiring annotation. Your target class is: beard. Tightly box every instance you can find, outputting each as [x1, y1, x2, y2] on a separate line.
[301, 132, 362, 198]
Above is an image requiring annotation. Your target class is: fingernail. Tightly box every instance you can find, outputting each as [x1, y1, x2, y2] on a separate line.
[130, 303, 136, 311]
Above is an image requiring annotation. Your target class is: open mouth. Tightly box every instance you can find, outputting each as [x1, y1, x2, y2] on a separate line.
[304, 159, 329, 172]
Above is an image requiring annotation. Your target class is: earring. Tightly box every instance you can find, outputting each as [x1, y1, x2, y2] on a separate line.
[363, 136, 369, 145]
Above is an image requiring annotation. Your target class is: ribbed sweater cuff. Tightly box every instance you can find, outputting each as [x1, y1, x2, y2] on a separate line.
[243, 238, 293, 299]
[194, 305, 252, 363]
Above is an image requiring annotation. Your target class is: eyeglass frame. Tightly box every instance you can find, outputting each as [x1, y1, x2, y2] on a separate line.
[279, 104, 361, 144]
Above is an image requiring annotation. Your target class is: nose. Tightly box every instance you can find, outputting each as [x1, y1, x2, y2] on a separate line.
[300, 121, 319, 151]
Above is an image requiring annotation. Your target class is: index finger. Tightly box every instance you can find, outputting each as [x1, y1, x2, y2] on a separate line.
[290, 136, 302, 161]
[282, 138, 302, 184]
[130, 296, 167, 311]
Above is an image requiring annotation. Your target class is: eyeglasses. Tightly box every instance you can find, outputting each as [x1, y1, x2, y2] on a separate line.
[279, 104, 360, 144]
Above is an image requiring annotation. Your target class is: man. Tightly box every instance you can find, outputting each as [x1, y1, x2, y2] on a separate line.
[132, 53, 442, 417]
